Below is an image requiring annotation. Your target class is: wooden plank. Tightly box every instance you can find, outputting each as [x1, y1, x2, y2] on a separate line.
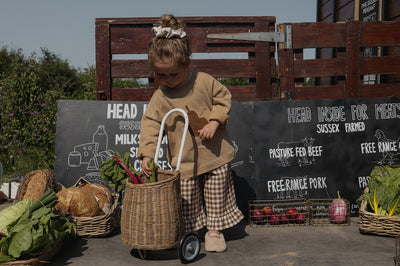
[190, 26, 256, 53]
[111, 86, 259, 102]
[254, 21, 272, 99]
[229, 86, 257, 101]
[361, 21, 400, 46]
[293, 85, 346, 100]
[111, 60, 152, 78]
[111, 57, 258, 84]
[294, 58, 346, 78]
[96, 16, 276, 25]
[95, 22, 111, 101]
[361, 56, 400, 75]
[278, 47, 295, 99]
[190, 59, 256, 78]
[112, 88, 156, 101]
[110, 26, 153, 54]
[345, 20, 361, 98]
[358, 83, 400, 98]
[291, 22, 346, 49]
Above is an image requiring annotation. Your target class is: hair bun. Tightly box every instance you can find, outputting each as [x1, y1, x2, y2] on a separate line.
[152, 25, 187, 39]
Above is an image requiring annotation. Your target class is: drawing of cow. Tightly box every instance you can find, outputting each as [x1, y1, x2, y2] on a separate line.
[276, 137, 315, 167]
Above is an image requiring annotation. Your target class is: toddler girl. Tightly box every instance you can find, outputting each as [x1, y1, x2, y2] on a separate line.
[138, 14, 244, 253]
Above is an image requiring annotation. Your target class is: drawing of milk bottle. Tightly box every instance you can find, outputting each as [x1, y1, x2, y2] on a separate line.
[93, 125, 108, 153]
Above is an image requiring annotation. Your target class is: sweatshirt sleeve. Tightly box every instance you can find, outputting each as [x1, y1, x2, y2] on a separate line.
[208, 79, 232, 126]
[137, 99, 162, 160]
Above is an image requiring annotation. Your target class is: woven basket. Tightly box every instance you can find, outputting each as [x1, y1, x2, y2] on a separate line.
[14, 170, 56, 203]
[0, 239, 63, 266]
[67, 177, 121, 237]
[359, 188, 400, 237]
[71, 194, 121, 237]
[121, 169, 184, 250]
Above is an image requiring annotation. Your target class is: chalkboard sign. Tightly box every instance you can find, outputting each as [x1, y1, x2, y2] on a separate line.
[55, 97, 400, 216]
[54, 101, 169, 188]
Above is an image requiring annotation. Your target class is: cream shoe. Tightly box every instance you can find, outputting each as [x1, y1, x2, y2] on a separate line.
[205, 231, 227, 253]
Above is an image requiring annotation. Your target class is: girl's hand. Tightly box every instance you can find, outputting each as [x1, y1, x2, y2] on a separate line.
[198, 120, 219, 140]
[141, 156, 152, 177]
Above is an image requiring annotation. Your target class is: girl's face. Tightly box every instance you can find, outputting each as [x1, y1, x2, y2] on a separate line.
[152, 58, 190, 89]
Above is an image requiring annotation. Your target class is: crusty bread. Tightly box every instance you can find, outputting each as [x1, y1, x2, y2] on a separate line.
[78, 183, 113, 213]
[54, 187, 101, 217]
[19, 170, 55, 202]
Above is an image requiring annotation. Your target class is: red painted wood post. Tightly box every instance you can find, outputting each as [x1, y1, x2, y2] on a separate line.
[95, 22, 111, 101]
[254, 21, 272, 99]
[345, 20, 361, 98]
[277, 23, 295, 99]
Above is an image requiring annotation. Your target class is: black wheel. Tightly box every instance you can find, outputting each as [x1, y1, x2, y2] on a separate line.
[178, 232, 201, 263]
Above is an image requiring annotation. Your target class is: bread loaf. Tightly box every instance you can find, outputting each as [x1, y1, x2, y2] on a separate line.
[17, 170, 56, 202]
[78, 183, 113, 213]
[54, 187, 101, 217]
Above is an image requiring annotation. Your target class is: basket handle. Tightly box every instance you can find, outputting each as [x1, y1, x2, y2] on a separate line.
[154, 108, 189, 171]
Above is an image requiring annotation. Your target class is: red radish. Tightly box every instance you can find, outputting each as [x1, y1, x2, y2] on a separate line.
[262, 206, 273, 217]
[287, 207, 298, 221]
[252, 208, 264, 222]
[329, 191, 347, 224]
[280, 213, 289, 224]
[296, 213, 306, 224]
[269, 213, 280, 225]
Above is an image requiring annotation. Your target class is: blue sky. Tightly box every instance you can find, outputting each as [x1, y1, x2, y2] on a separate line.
[0, 0, 317, 69]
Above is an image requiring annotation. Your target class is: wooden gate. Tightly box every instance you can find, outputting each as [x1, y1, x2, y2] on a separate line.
[95, 16, 276, 102]
[96, 17, 400, 101]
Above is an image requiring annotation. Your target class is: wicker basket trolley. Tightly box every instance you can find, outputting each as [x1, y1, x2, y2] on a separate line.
[120, 108, 201, 263]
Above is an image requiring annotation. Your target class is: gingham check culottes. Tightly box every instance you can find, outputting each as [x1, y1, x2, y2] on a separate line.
[180, 163, 244, 232]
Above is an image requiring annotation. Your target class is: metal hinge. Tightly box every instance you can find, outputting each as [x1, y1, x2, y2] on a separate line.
[207, 24, 292, 49]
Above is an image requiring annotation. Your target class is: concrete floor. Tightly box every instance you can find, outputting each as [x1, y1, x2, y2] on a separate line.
[0, 201, 397, 265]
[49, 218, 396, 266]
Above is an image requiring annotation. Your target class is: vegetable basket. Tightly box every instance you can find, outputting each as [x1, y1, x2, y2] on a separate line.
[359, 187, 400, 237]
[0, 239, 63, 266]
[121, 169, 184, 250]
[120, 108, 201, 263]
[71, 177, 121, 237]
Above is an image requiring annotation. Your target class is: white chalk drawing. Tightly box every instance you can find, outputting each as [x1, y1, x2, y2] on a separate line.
[374, 129, 400, 165]
[68, 125, 115, 170]
[272, 137, 316, 167]
[231, 140, 244, 168]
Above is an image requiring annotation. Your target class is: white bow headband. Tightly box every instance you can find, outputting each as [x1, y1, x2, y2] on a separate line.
[152, 25, 187, 39]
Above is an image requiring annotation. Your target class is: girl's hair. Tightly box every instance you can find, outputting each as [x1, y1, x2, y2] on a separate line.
[148, 14, 191, 65]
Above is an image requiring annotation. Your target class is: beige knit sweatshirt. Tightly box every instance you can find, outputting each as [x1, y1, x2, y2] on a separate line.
[137, 71, 236, 179]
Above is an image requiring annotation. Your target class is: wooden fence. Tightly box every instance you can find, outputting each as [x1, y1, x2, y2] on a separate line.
[278, 20, 400, 100]
[96, 17, 400, 101]
[95, 16, 276, 102]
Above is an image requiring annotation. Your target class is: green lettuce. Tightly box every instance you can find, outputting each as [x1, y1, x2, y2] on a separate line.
[0, 199, 33, 234]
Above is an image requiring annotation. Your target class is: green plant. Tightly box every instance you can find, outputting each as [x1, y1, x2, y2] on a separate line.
[0, 46, 96, 180]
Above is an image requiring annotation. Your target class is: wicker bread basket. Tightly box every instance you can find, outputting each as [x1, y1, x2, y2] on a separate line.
[71, 194, 120, 237]
[70, 178, 121, 237]
[14, 170, 56, 203]
[359, 187, 400, 237]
